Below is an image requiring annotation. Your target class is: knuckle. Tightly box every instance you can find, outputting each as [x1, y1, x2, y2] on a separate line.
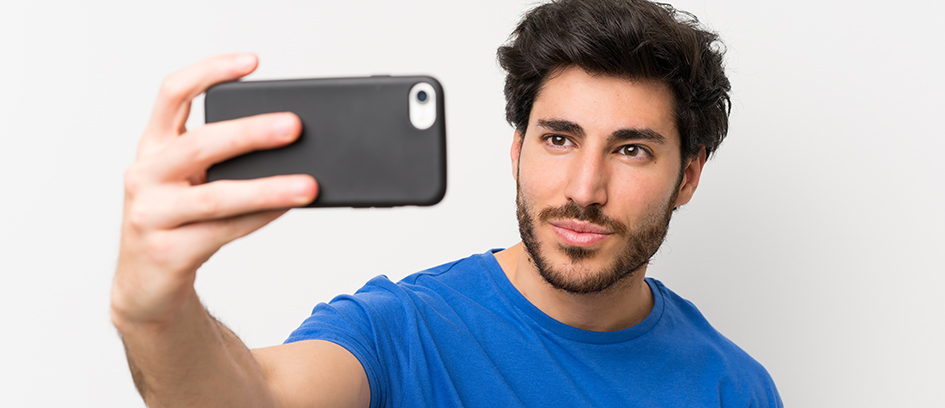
[178, 135, 202, 161]
[180, 128, 220, 164]
[228, 125, 255, 151]
[192, 141, 218, 168]
[169, 133, 207, 167]
[158, 75, 189, 103]
[123, 165, 145, 195]
[187, 122, 250, 165]
[195, 190, 224, 218]
[126, 202, 154, 230]
[199, 133, 227, 163]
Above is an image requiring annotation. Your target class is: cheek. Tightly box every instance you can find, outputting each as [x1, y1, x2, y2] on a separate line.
[516, 150, 566, 204]
[516, 169, 548, 207]
[610, 171, 676, 215]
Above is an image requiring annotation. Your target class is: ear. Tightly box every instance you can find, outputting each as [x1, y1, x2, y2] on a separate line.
[673, 147, 707, 208]
[510, 130, 523, 182]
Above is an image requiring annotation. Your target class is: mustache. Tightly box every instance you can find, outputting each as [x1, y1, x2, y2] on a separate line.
[537, 202, 628, 235]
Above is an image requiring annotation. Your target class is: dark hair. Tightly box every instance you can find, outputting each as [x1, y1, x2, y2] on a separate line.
[497, 0, 731, 159]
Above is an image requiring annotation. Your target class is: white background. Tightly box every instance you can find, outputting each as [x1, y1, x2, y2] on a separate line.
[1, 0, 943, 406]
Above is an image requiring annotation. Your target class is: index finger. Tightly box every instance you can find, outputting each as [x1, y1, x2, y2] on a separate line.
[145, 53, 259, 139]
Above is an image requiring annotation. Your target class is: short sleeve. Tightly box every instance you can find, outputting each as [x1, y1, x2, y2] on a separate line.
[285, 275, 413, 408]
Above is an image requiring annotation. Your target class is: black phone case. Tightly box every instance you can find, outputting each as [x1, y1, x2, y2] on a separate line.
[205, 76, 446, 207]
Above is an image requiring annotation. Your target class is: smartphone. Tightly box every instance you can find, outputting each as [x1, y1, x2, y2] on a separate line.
[204, 75, 446, 207]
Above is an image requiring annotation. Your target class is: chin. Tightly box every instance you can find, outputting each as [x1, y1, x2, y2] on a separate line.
[531, 241, 639, 295]
[515, 184, 672, 295]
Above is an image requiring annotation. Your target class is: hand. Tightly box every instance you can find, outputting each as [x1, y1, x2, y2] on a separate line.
[111, 54, 318, 329]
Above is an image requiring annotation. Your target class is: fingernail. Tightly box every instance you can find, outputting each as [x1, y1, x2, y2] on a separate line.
[294, 179, 313, 200]
[235, 54, 256, 70]
[274, 115, 297, 137]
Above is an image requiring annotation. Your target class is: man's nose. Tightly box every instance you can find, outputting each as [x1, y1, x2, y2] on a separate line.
[564, 152, 608, 208]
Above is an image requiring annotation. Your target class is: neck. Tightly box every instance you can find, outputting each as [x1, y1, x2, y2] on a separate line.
[494, 243, 654, 332]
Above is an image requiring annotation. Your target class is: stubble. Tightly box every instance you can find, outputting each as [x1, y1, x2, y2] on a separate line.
[515, 177, 680, 295]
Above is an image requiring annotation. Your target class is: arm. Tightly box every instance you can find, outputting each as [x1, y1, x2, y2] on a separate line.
[110, 54, 369, 408]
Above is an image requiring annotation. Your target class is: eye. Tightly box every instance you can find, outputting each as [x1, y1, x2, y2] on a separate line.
[618, 144, 649, 158]
[543, 135, 573, 147]
[620, 145, 640, 156]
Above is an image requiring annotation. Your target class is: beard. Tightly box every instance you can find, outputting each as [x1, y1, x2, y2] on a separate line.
[515, 176, 680, 295]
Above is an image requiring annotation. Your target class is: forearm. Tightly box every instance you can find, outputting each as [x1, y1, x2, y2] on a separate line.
[112, 54, 321, 407]
[115, 290, 278, 408]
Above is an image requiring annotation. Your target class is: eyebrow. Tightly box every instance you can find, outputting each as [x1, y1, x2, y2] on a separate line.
[609, 128, 667, 144]
[536, 118, 667, 144]
[537, 119, 585, 137]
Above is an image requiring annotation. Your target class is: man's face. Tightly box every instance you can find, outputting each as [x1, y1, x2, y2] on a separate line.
[512, 66, 697, 294]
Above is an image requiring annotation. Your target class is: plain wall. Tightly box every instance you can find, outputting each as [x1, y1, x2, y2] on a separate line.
[1, 0, 942, 406]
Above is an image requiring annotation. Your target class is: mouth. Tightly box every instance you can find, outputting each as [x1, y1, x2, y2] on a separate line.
[549, 219, 613, 247]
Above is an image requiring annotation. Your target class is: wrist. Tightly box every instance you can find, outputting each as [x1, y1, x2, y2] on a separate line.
[110, 278, 199, 335]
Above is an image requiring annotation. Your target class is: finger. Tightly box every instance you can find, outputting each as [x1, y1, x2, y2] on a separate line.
[159, 175, 317, 228]
[146, 112, 301, 182]
[145, 53, 259, 141]
[178, 209, 289, 260]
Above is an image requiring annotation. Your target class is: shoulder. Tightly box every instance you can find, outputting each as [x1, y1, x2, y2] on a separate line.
[648, 277, 748, 355]
[283, 252, 499, 406]
[399, 252, 491, 289]
[648, 278, 783, 407]
[317, 252, 488, 299]
[305, 251, 495, 326]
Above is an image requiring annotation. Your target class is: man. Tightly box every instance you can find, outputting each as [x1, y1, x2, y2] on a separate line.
[111, 0, 782, 406]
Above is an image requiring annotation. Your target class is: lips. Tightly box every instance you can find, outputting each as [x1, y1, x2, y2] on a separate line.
[549, 219, 612, 246]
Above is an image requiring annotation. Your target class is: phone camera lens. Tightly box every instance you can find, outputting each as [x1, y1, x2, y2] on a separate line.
[417, 90, 428, 103]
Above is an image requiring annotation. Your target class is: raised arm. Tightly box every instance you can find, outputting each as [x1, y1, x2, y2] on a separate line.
[110, 54, 369, 408]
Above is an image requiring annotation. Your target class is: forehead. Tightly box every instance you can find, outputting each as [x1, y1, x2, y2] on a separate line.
[530, 67, 678, 146]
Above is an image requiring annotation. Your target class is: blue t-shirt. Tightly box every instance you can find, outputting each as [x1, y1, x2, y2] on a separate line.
[287, 250, 782, 407]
